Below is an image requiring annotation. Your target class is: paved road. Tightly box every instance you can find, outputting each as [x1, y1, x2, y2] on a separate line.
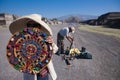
[0, 24, 120, 80]
[51, 24, 120, 80]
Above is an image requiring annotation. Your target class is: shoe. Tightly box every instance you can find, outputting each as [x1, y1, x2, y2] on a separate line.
[55, 51, 60, 56]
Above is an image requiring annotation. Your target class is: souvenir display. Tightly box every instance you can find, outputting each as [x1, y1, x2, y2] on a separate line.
[6, 27, 52, 74]
[69, 48, 80, 55]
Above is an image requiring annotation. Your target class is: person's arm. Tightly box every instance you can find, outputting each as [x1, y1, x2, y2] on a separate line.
[46, 36, 58, 53]
[65, 27, 74, 43]
[66, 36, 73, 43]
[46, 36, 58, 80]
[47, 60, 57, 80]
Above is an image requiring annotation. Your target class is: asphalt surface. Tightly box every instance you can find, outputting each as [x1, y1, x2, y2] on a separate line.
[0, 24, 120, 80]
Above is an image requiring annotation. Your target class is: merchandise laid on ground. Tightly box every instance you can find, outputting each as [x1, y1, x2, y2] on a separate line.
[64, 47, 92, 60]
[6, 27, 53, 74]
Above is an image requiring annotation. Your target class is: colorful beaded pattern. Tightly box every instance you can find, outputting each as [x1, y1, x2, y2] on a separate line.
[6, 28, 52, 74]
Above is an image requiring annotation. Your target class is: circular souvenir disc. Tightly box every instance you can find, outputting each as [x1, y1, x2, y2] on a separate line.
[6, 27, 53, 74]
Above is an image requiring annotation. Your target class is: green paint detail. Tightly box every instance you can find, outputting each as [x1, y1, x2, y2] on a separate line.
[33, 67, 40, 71]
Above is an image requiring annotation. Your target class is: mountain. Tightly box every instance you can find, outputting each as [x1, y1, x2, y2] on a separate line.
[57, 14, 98, 21]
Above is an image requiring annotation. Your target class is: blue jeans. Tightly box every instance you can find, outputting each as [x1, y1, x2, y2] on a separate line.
[23, 73, 49, 80]
[37, 74, 49, 80]
[24, 73, 34, 80]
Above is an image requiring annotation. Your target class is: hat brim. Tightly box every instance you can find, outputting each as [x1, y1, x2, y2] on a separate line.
[9, 14, 53, 35]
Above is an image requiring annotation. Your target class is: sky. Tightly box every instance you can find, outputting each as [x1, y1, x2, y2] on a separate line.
[0, 0, 120, 18]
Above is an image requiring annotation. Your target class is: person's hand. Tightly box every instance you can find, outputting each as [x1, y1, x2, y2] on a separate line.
[70, 37, 74, 43]
[46, 36, 54, 44]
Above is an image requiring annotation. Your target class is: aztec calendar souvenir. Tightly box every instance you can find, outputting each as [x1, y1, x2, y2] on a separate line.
[6, 27, 53, 74]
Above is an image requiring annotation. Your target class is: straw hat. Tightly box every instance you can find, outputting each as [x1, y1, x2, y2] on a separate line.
[9, 14, 53, 35]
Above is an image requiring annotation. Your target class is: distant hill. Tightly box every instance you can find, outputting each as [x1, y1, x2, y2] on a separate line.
[57, 14, 98, 21]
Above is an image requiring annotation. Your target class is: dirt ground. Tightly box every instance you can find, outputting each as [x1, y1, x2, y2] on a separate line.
[0, 24, 120, 80]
